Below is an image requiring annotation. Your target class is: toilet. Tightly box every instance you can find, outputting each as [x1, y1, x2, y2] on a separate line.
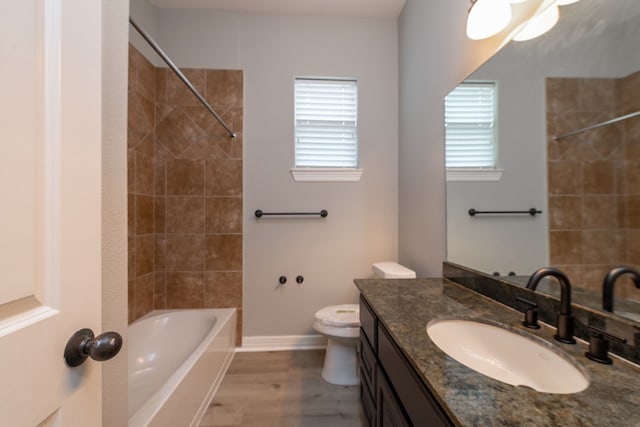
[313, 261, 416, 385]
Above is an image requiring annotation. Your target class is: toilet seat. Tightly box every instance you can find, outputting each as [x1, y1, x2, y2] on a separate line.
[313, 304, 360, 338]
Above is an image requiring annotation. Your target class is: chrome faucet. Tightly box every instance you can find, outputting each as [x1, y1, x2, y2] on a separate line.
[526, 267, 575, 344]
[602, 266, 640, 312]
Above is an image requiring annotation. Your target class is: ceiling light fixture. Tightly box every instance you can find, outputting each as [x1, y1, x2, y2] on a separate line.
[466, 0, 513, 40]
[512, 0, 559, 41]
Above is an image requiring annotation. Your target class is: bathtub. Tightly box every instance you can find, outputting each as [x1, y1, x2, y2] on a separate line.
[128, 308, 236, 427]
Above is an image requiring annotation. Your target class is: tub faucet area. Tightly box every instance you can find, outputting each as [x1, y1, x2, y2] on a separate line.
[526, 267, 575, 344]
[602, 266, 640, 312]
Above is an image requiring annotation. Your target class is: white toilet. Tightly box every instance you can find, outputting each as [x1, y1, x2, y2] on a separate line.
[313, 261, 416, 385]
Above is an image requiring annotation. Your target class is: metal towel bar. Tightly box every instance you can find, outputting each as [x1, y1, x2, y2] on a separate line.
[468, 208, 542, 217]
[255, 209, 328, 218]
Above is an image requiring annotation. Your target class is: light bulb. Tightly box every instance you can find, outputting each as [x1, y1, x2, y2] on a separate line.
[466, 0, 513, 40]
[513, 2, 559, 41]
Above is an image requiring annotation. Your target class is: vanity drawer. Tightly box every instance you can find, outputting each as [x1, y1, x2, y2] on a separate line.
[360, 295, 377, 349]
[378, 323, 453, 427]
[359, 334, 376, 399]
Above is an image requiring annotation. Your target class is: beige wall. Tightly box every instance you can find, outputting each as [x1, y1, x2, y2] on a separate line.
[102, 1, 129, 426]
[397, 0, 545, 277]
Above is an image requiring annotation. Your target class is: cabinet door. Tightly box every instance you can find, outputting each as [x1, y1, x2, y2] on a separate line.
[377, 366, 410, 427]
[378, 324, 454, 427]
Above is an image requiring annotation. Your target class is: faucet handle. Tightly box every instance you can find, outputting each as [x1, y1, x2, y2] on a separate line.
[585, 326, 627, 365]
[516, 296, 540, 329]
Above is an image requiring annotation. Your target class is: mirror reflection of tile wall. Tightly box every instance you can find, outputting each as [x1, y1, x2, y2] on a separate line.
[128, 45, 244, 343]
[546, 71, 640, 302]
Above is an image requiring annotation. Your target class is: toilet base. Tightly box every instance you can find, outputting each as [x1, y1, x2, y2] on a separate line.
[321, 337, 359, 386]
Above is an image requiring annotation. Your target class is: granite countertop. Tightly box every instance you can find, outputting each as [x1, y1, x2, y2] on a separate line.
[355, 278, 640, 427]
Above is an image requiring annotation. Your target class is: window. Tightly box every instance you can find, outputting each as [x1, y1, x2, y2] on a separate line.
[292, 78, 362, 182]
[444, 82, 502, 181]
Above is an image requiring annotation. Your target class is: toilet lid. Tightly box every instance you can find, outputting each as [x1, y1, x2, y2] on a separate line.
[314, 304, 360, 328]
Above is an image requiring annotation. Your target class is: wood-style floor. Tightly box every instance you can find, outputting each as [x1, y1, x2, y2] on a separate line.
[199, 350, 362, 427]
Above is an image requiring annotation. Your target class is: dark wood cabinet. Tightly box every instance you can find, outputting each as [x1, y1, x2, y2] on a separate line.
[359, 296, 454, 427]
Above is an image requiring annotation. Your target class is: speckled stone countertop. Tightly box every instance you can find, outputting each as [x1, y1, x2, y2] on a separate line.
[355, 278, 640, 427]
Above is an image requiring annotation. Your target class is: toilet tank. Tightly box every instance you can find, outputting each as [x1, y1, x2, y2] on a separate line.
[372, 261, 416, 279]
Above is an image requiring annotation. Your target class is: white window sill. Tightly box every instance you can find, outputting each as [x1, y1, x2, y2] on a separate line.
[290, 168, 364, 182]
[446, 168, 503, 182]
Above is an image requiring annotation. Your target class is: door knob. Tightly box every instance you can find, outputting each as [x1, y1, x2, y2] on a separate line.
[64, 328, 123, 367]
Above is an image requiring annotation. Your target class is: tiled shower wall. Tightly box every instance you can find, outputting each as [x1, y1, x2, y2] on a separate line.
[546, 71, 640, 301]
[128, 45, 244, 339]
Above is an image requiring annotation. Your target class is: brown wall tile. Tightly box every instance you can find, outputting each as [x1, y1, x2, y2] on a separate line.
[205, 69, 243, 108]
[204, 272, 243, 307]
[128, 193, 136, 237]
[206, 159, 242, 196]
[128, 236, 136, 280]
[582, 230, 623, 265]
[206, 234, 242, 270]
[165, 234, 206, 271]
[136, 195, 154, 235]
[154, 196, 166, 234]
[128, 46, 243, 326]
[581, 264, 612, 294]
[625, 230, 640, 265]
[549, 231, 582, 265]
[625, 195, 640, 229]
[157, 107, 208, 157]
[135, 150, 155, 195]
[135, 52, 157, 103]
[622, 70, 640, 113]
[154, 272, 166, 310]
[166, 158, 205, 196]
[128, 149, 136, 193]
[578, 78, 618, 113]
[166, 196, 206, 233]
[235, 308, 243, 346]
[547, 75, 640, 298]
[128, 280, 136, 324]
[166, 272, 205, 308]
[582, 196, 617, 229]
[625, 117, 640, 155]
[548, 161, 582, 195]
[135, 235, 155, 277]
[546, 78, 579, 113]
[154, 236, 167, 273]
[134, 273, 155, 320]
[206, 197, 243, 233]
[582, 160, 615, 194]
[548, 196, 582, 230]
[166, 69, 206, 106]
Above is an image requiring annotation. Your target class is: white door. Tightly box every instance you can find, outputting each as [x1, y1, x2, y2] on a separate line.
[0, 1, 115, 425]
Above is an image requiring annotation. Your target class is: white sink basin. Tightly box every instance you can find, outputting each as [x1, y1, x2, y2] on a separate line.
[427, 318, 589, 394]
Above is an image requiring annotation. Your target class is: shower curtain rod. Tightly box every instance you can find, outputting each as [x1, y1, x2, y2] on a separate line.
[554, 110, 640, 141]
[129, 18, 237, 138]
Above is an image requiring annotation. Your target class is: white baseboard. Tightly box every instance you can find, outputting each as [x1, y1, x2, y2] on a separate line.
[238, 334, 327, 352]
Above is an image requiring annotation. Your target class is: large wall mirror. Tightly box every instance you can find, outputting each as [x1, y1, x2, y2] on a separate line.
[446, 0, 640, 323]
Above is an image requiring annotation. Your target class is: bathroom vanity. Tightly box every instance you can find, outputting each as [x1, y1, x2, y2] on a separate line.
[355, 278, 640, 426]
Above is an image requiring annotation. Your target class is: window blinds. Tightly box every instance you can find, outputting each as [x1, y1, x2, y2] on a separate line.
[294, 78, 358, 168]
[444, 82, 497, 168]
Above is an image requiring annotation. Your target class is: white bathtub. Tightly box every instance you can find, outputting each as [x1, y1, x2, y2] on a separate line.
[128, 308, 236, 427]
